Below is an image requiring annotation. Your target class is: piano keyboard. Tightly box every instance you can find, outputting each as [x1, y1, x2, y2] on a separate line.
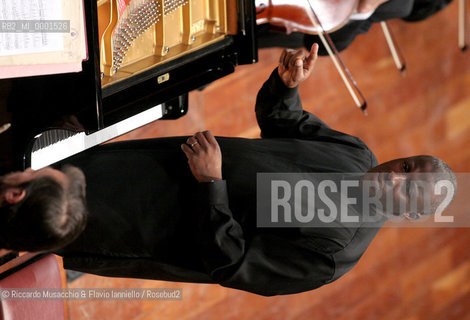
[30, 104, 164, 170]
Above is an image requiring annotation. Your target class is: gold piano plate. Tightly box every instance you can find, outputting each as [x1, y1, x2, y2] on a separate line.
[98, 0, 237, 88]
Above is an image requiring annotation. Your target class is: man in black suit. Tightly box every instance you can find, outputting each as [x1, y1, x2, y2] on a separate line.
[0, 44, 456, 296]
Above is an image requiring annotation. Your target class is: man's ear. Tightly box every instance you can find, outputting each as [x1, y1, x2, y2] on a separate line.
[3, 187, 26, 204]
[403, 212, 421, 221]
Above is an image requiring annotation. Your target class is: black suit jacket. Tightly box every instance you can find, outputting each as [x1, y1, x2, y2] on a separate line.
[56, 71, 385, 296]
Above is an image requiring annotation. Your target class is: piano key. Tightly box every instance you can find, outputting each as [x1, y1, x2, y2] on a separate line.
[31, 129, 77, 153]
[31, 103, 164, 169]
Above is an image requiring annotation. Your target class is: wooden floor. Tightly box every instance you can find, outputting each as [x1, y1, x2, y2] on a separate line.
[62, 3, 470, 319]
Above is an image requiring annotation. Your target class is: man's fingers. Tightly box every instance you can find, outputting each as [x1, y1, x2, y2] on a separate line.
[281, 49, 296, 68]
[181, 143, 194, 157]
[289, 50, 305, 67]
[278, 63, 286, 76]
[277, 47, 318, 87]
[306, 43, 319, 70]
[185, 136, 200, 151]
[203, 130, 218, 146]
[279, 49, 287, 66]
[283, 49, 293, 67]
[186, 136, 197, 145]
[286, 50, 304, 80]
[290, 58, 303, 84]
[194, 131, 208, 147]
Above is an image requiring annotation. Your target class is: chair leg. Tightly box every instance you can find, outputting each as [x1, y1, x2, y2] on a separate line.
[459, 0, 468, 51]
[380, 21, 406, 73]
[306, 0, 367, 113]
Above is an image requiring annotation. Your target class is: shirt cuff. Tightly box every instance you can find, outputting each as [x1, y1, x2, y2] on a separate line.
[269, 68, 299, 99]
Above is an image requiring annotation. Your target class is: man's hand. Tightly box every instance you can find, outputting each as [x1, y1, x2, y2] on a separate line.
[357, 0, 390, 13]
[278, 43, 319, 88]
[181, 130, 222, 183]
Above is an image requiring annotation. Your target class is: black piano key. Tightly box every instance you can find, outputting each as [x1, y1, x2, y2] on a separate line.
[31, 129, 79, 153]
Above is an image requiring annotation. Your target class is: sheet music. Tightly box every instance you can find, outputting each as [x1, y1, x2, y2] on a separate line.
[0, 0, 87, 78]
[0, 0, 64, 56]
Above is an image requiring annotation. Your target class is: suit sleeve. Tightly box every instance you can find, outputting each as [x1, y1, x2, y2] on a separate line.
[196, 180, 335, 296]
[255, 69, 332, 139]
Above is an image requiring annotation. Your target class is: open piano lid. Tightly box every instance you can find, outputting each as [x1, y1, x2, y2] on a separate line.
[0, 0, 257, 174]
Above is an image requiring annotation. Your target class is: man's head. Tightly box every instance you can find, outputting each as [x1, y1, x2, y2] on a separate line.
[0, 165, 87, 252]
[363, 155, 457, 220]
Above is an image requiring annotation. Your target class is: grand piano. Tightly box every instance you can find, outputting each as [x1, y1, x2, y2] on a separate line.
[0, 0, 257, 175]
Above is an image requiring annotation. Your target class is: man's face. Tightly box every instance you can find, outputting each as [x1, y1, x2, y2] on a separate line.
[363, 156, 443, 219]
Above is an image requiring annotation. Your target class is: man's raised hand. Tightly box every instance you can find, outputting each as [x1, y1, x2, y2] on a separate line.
[181, 130, 222, 183]
[278, 43, 319, 88]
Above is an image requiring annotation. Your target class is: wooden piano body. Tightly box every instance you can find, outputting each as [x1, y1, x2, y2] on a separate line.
[0, 0, 257, 174]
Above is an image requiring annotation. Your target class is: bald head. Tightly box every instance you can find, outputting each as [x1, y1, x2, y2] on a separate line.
[363, 155, 457, 219]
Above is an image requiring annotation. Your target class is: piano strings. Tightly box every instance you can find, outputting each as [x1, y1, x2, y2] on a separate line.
[110, 0, 190, 73]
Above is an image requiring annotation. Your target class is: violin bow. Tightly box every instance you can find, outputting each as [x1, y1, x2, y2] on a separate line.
[459, 0, 468, 51]
[380, 21, 407, 73]
[305, 0, 368, 114]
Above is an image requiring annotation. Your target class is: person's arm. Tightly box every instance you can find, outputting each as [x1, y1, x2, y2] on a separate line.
[195, 180, 334, 296]
[256, 44, 334, 139]
[181, 130, 335, 296]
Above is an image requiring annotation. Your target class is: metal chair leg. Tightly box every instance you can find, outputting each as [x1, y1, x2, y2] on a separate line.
[380, 21, 406, 73]
[459, 0, 468, 51]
